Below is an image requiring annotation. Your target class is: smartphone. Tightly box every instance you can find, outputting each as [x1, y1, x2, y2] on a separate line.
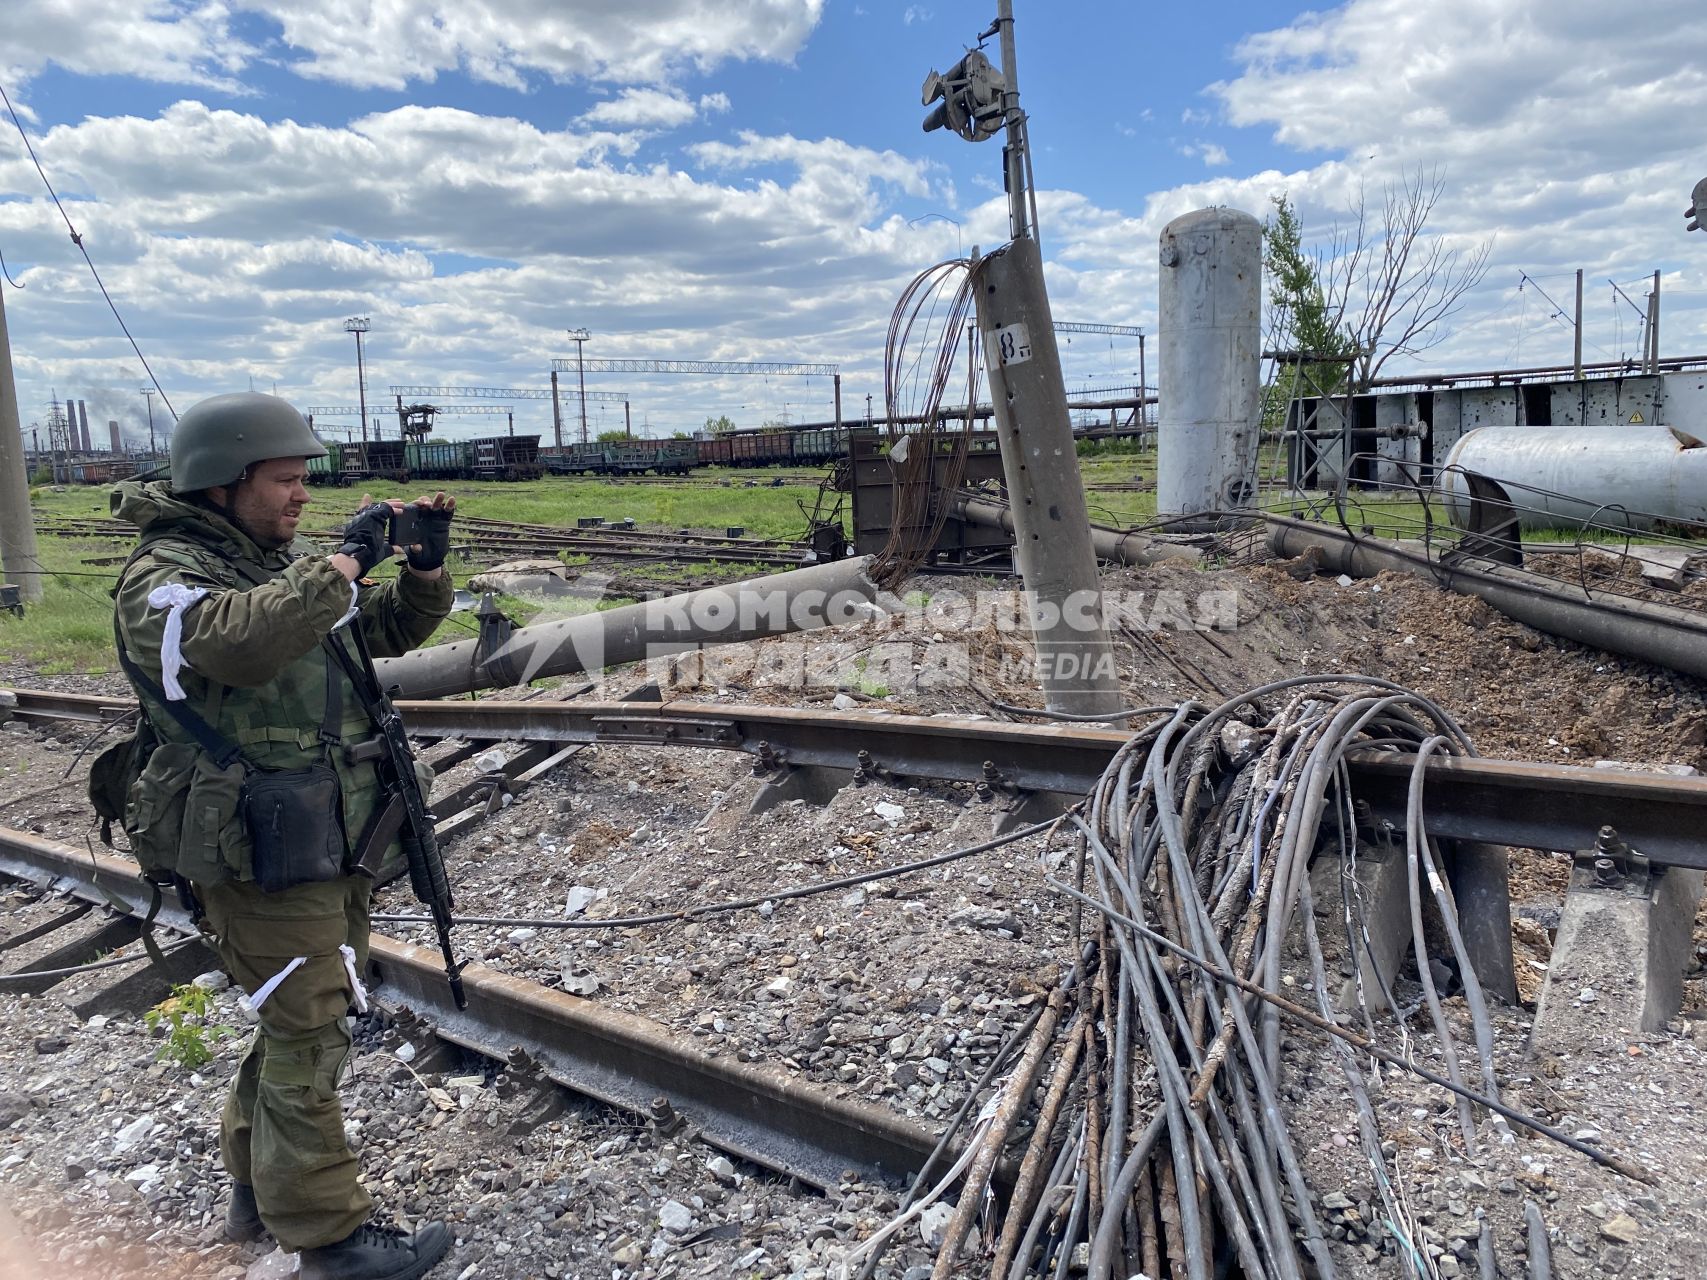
[389, 505, 422, 549]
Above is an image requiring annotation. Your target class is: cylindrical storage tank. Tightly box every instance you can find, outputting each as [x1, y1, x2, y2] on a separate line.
[1157, 206, 1263, 529]
[1440, 425, 1707, 531]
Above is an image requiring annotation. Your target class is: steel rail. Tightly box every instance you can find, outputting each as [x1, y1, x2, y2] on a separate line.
[11, 690, 1707, 865]
[0, 827, 940, 1191]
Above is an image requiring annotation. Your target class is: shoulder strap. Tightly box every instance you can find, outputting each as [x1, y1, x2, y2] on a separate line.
[111, 613, 245, 769]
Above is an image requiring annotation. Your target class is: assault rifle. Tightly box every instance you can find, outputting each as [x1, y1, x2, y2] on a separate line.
[326, 627, 468, 1009]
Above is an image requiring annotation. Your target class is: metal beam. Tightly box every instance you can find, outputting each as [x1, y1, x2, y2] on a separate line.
[398, 405, 516, 416]
[388, 385, 631, 405]
[12, 691, 1707, 865]
[319, 404, 517, 417]
[1055, 322, 1144, 338]
[548, 359, 838, 377]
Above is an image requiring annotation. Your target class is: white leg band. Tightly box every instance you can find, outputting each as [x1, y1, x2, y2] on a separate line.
[247, 956, 307, 1011]
[338, 944, 370, 1014]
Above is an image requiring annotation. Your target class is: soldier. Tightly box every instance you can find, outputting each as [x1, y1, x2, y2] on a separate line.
[109, 393, 455, 1280]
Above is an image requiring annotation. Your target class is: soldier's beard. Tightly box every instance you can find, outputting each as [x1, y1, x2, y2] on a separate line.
[227, 483, 296, 550]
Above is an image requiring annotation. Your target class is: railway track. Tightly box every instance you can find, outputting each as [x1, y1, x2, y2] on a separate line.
[0, 825, 942, 1193]
[7, 682, 1701, 1275]
[32, 514, 816, 569]
[10, 687, 1707, 866]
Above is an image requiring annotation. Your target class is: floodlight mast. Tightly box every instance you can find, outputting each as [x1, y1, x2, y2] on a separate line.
[344, 317, 372, 445]
[919, 2, 1031, 242]
[918, 0, 1120, 717]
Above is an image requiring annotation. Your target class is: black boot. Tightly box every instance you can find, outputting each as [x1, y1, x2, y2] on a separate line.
[224, 1182, 265, 1244]
[298, 1220, 452, 1280]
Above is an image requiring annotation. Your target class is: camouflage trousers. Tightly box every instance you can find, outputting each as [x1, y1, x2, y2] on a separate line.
[200, 876, 375, 1251]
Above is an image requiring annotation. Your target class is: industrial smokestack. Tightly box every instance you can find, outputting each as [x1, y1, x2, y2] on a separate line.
[77, 401, 91, 452]
[108, 419, 121, 453]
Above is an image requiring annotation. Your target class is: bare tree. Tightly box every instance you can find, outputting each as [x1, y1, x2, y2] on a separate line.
[1317, 167, 1493, 390]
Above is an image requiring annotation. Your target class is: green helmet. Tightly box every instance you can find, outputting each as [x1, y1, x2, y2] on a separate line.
[169, 392, 326, 492]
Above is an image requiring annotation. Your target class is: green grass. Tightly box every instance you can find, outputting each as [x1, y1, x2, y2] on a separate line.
[0, 524, 131, 673]
[13, 477, 832, 673]
[351, 476, 827, 542]
[29, 475, 833, 542]
[13, 463, 1690, 680]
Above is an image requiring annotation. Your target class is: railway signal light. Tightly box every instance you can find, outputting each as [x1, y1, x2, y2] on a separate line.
[921, 49, 1006, 142]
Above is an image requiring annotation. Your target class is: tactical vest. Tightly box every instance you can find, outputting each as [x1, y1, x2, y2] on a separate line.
[113, 532, 390, 887]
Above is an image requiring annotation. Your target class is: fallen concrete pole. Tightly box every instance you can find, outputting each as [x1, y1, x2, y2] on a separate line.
[378, 555, 887, 700]
[955, 493, 1204, 567]
[1265, 515, 1707, 681]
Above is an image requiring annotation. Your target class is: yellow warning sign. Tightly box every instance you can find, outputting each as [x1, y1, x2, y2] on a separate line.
[1629, 411, 1645, 423]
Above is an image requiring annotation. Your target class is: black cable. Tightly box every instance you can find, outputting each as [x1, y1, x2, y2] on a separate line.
[0, 934, 200, 983]
[992, 700, 1175, 723]
[374, 814, 1065, 931]
[0, 78, 176, 419]
[0, 244, 22, 288]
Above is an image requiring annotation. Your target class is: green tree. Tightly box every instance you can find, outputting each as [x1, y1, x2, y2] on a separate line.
[1264, 194, 1355, 421]
[704, 414, 736, 436]
[1267, 171, 1491, 395]
[596, 428, 631, 443]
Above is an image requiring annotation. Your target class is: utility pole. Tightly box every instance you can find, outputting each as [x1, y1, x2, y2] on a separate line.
[833, 372, 842, 433]
[567, 328, 591, 445]
[0, 283, 43, 603]
[1573, 269, 1584, 380]
[140, 387, 158, 458]
[344, 317, 371, 448]
[1138, 331, 1148, 431]
[549, 370, 564, 448]
[922, 0, 1120, 715]
[966, 322, 977, 426]
[1648, 270, 1662, 373]
[624, 398, 632, 441]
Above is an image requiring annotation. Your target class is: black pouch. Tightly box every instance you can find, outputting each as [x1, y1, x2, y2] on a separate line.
[241, 764, 348, 893]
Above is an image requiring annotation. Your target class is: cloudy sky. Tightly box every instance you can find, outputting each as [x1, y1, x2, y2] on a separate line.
[2, 0, 1705, 447]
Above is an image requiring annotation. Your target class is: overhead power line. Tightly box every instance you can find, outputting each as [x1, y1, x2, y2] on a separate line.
[0, 77, 176, 418]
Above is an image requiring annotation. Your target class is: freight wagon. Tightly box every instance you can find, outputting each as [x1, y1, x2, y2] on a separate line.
[727, 429, 795, 467]
[470, 434, 543, 480]
[539, 443, 605, 475]
[404, 440, 467, 478]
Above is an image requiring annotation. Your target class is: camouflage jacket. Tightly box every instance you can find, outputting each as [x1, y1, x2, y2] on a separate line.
[110, 480, 452, 884]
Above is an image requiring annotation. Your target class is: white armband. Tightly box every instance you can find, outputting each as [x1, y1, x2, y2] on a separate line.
[145, 583, 211, 701]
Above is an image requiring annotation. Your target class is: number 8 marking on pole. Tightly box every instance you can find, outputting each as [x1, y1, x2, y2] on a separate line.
[992, 322, 1032, 367]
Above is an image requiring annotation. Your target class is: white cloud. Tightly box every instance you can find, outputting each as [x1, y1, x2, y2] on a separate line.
[2, 0, 826, 94]
[579, 88, 699, 130]
[256, 0, 826, 91]
[1206, 0, 1707, 376]
[699, 92, 733, 115]
[903, 7, 934, 25]
[0, 103, 953, 437]
[1179, 141, 1230, 167]
[1, 0, 252, 92]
